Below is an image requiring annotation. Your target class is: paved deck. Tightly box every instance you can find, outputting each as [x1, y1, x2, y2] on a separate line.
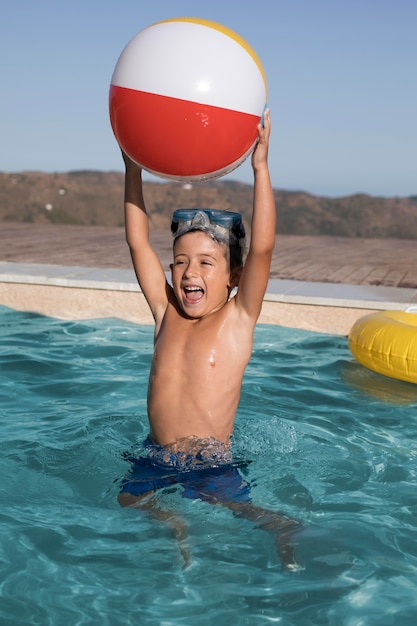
[1, 222, 416, 288]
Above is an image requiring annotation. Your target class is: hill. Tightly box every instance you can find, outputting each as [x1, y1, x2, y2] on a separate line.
[1, 170, 416, 238]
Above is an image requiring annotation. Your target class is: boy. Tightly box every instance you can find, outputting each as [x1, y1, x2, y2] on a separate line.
[118, 111, 301, 570]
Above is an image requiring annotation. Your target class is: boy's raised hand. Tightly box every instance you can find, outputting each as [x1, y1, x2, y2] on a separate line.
[251, 108, 271, 172]
[121, 149, 142, 174]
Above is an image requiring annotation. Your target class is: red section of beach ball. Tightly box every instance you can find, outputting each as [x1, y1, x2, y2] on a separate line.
[109, 18, 267, 182]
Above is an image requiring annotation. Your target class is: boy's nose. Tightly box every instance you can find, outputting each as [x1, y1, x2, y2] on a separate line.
[184, 268, 197, 279]
[184, 261, 198, 277]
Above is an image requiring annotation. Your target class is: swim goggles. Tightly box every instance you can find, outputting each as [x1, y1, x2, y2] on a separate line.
[171, 208, 246, 247]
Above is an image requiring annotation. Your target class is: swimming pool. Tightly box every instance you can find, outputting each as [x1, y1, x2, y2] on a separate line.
[1, 305, 417, 625]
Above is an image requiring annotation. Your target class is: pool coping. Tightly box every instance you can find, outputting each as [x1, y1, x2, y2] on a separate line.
[1, 261, 417, 335]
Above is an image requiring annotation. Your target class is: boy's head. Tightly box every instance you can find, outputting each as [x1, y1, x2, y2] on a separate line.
[171, 209, 247, 271]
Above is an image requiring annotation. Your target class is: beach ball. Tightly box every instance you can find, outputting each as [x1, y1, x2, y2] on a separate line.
[109, 17, 267, 181]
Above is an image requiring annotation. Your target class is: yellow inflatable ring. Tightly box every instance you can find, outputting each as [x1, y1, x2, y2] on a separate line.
[348, 309, 417, 384]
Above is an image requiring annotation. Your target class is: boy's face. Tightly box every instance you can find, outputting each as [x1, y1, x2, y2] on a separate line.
[171, 231, 233, 319]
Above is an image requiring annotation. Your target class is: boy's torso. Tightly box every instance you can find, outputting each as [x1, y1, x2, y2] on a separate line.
[147, 296, 254, 446]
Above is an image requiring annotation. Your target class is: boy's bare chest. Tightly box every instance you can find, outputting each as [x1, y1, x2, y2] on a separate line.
[154, 306, 244, 372]
[157, 317, 229, 363]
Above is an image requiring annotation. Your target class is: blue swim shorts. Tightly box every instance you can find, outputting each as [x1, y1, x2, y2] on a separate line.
[119, 438, 251, 504]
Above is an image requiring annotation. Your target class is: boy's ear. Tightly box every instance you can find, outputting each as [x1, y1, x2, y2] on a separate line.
[228, 266, 242, 289]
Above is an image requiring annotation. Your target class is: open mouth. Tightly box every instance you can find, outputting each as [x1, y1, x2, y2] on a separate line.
[183, 285, 204, 304]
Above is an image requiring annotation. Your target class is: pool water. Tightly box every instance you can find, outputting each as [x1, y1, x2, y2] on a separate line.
[1, 305, 417, 625]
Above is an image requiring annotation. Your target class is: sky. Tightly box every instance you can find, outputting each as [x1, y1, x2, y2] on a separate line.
[1, 0, 416, 197]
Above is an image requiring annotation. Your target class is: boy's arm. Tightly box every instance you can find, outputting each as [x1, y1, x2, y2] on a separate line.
[235, 109, 276, 321]
[123, 153, 169, 323]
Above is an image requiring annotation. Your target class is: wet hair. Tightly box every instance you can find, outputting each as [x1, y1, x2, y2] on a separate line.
[171, 208, 247, 270]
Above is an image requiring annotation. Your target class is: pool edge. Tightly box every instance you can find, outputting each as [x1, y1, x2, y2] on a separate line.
[1, 262, 416, 336]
